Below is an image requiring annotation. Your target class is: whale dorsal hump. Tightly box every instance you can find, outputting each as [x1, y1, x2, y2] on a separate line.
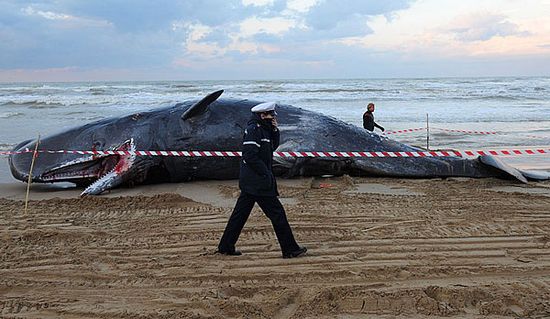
[182, 90, 224, 120]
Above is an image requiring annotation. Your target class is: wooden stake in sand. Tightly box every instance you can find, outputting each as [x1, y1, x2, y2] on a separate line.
[426, 113, 430, 150]
[24, 134, 40, 214]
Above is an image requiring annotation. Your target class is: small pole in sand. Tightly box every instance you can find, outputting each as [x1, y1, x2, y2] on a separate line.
[426, 113, 430, 150]
[24, 134, 40, 214]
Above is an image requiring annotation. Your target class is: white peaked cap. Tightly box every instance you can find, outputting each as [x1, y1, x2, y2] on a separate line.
[251, 101, 277, 114]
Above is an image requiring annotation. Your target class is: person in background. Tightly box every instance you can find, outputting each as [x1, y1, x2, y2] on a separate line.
[363, 103, 384, 132]
[217, 101, 307, 259]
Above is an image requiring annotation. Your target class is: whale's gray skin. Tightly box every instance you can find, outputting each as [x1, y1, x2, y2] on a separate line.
[8, 90, 547, 196]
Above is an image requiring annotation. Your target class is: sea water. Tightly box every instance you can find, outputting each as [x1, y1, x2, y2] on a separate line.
[1, 77, 549, 183]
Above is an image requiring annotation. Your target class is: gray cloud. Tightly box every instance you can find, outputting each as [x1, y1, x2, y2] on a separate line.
[0, 0, 293, 69]
[302, 17, 373, 40]
[248, 1, 410, 47]
[305, 0, 413, 30]
[0, 0, 415, 71]
[67, 0, 299, 30]
[217, 1, 409, 58]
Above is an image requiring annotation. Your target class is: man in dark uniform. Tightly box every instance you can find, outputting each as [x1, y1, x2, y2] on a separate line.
[217, 102, 307, 259]
[363, 102, 385, 132]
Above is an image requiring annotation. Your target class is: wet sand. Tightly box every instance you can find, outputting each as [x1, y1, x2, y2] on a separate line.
[1, 176, 550, 318]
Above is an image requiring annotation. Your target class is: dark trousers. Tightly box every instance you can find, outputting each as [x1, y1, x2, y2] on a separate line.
[218, 192, 300, 255]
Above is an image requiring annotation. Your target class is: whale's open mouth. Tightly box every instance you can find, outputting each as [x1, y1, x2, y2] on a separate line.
[40, 139, 136, 184]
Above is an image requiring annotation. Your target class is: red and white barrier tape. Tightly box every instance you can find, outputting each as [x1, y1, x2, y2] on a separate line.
[383, 128, 425, 135]
[383, 127, 500, 135]
[382, 127, 546, 139]
[433, 128, 498, 135]
[1, 148, 549, 158]
[382, 127, 502, 136]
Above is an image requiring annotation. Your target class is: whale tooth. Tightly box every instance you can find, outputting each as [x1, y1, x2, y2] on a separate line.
[81, 138, 136, 196]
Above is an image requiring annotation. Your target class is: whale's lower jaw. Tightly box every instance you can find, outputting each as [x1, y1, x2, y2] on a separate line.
[80, 139, 136, 196]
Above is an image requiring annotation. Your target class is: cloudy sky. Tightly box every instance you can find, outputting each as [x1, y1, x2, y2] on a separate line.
[1, 0, 549, 81]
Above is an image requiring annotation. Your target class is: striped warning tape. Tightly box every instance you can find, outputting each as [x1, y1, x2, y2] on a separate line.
[1, 148, 548, 157]
[383, 127, 546, 139]
[382, 127, 501, 136]
[432, 128, 546, 139]
[383, 128, 426, 135]
[434, 128, 498, 135]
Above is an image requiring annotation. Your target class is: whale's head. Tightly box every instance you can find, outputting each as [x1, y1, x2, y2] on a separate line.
[9, 116, 139, 193]
[8, 90, 234, 195]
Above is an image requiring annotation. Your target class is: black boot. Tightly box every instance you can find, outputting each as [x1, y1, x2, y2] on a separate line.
[217, 249, 242, 256]
[282, 246, 307, 259]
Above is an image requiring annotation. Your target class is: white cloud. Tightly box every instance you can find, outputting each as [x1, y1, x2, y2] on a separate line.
[448, 13, 529, 42]
[241, 0, 274, 6]
[184, 41, 224, 57]
[22, 7, 71, 21]
[239, 16, 296, 38]
[22, 6, 112, 28]
[177, 38, 280, 60]
[179, 23, 220, 57]
[187, 23, 213, 41]
[286, 0, 319, 13]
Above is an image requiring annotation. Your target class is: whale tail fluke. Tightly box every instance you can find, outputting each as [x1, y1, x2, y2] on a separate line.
[478, 155, 527, 183]
[478, 155, 550, 183]
[517, 169, 550, 181]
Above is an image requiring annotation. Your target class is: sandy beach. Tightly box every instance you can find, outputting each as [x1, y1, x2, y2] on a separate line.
[1, 176, 550, 318]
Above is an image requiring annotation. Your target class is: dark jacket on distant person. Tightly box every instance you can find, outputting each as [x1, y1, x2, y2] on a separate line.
[239, 114, 280, 196]
[363, 111, 384, 132]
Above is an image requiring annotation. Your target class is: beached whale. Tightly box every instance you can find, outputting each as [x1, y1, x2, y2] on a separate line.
[8, 90, 548, 195]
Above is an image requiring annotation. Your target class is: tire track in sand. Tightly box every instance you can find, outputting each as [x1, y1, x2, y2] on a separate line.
[1, 177, 550, 317]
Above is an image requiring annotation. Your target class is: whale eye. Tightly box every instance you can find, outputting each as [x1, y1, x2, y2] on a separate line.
[92, 138, 105, 149]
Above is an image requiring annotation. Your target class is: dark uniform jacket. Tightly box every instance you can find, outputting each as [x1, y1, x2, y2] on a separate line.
[362, 111, 384, 132]
[239, 114, 280, 197]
